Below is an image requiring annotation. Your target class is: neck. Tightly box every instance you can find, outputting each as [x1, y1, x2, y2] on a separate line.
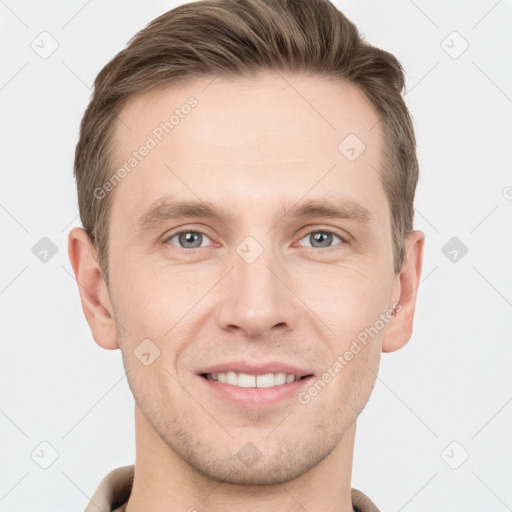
[125, 404, 356, 512]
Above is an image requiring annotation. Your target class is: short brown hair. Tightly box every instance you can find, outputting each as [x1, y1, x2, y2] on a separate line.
[74, 0, 419, 286]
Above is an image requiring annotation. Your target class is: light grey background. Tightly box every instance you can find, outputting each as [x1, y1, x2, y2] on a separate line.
[1, 1, 511, 511]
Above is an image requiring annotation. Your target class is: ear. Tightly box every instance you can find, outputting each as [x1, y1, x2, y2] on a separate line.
[67, 227, 119, 350]
[382, 230, 425, 353]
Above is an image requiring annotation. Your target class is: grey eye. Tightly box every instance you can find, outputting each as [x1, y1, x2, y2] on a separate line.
[167, 231, 211, 249]
[300, 231, 342, 248]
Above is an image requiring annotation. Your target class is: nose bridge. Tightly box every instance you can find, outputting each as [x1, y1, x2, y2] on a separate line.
[216, 233, 298, 336]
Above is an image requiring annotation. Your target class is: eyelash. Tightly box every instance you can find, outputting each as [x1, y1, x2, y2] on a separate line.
[164, 228, 348, 251]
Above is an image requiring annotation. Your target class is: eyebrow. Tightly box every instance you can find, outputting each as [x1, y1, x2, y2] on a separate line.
[286, 198, 371, 224]
[137, 195, 372, 232]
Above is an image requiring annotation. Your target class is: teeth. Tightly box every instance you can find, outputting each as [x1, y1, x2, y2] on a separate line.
[207, 372, 300, 388]
[273, 373, 287, 386]
[225, 371, 237, 386]
[237, 372, 257, 387]
[256, 373, 277, 388]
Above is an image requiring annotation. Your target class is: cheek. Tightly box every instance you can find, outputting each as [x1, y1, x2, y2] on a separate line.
[110, 256, 189, 334]
[293, 262, 392, 335]
[111, 262, 206, 386]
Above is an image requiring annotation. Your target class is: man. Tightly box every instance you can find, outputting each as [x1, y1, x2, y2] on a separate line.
[68, 0, 424, 510]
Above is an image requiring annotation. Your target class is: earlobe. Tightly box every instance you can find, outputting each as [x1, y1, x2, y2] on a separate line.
[382, 230, 425, 353]
[67, 227, 120, 350]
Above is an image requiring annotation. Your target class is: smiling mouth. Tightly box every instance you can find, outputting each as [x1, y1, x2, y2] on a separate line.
[200, 372, 313, 388]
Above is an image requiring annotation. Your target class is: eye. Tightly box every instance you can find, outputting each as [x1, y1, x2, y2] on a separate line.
[165, 230, 212, 249]
[299, 230, 345, 249]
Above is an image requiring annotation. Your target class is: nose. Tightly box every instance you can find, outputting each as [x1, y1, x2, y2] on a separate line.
[215, 243, 300, 339]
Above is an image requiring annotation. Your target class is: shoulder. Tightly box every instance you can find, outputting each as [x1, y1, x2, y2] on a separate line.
[351, 487, 381, 512]
[84, 465, 134, 512]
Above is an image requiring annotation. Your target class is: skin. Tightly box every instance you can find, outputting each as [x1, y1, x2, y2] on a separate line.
[68, 70, 424, 512]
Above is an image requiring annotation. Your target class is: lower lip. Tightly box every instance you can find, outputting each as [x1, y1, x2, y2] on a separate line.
[198, 375, 314, 408]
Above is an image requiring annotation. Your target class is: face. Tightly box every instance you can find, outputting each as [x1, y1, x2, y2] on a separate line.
[105, 71, 401, 485]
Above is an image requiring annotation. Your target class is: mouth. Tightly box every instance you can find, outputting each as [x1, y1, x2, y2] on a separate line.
[198, 370, 315, 408]
[196, 362, 315, 407]
[200, 372, 313, 388]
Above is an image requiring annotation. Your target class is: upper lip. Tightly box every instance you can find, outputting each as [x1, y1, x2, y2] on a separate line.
[198, 361, 314, 378]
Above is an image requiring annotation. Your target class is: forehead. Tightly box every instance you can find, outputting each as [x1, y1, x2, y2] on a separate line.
[109, 71, 386, 227]
[113, 71, 380, 159]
